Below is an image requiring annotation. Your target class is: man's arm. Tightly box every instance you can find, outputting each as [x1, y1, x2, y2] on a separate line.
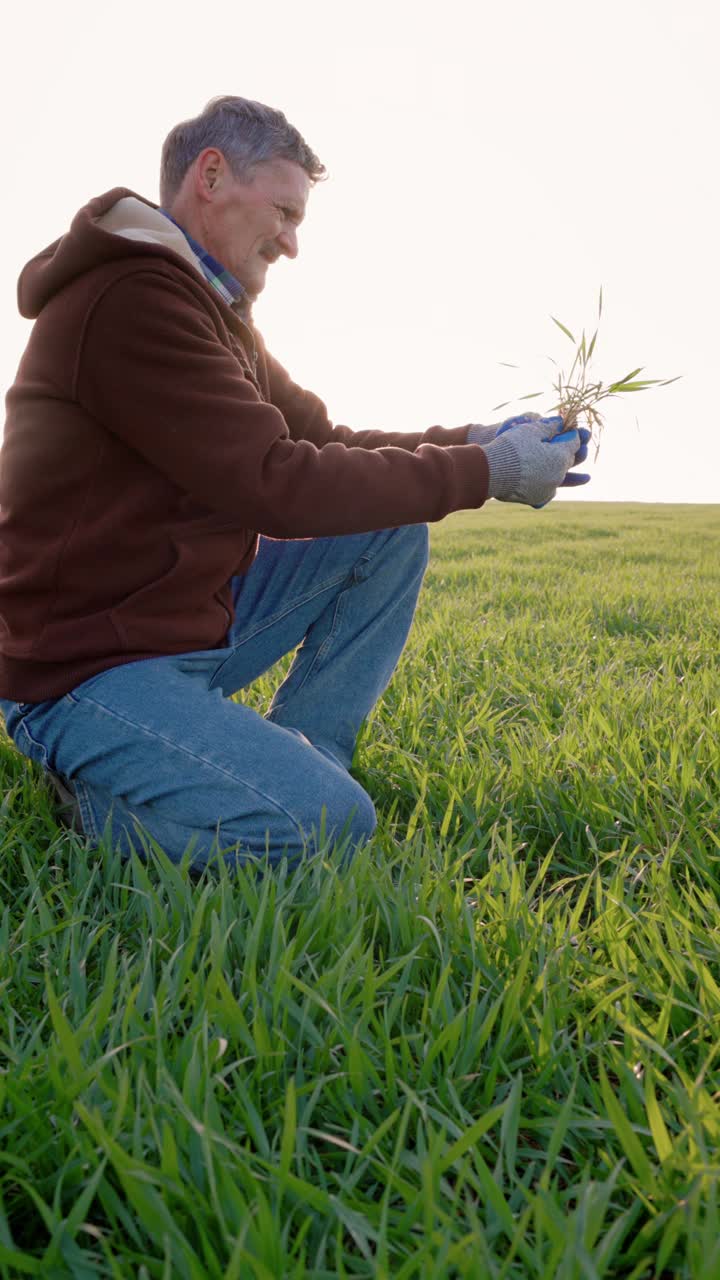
[78, 268, 490, 537]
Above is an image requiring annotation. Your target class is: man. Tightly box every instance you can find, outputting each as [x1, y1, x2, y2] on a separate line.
[0, 96, 589, 871]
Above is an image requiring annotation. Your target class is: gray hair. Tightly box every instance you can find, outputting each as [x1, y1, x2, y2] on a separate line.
[159, 95, 327, 207]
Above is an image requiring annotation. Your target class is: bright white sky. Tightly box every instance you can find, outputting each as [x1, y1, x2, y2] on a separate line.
[2, 0, 718, 502]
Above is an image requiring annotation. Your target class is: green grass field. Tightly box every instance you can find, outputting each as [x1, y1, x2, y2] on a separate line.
[1, 502, 719, 1279]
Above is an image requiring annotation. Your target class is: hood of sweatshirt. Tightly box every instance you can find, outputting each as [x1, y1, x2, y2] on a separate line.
[17, 189, 206, 318]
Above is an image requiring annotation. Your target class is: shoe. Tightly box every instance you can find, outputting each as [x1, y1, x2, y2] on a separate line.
[47, 771, 84, 834]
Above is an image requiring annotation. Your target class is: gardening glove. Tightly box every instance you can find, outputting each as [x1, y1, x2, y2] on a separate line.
[466, 413, 543, 447]
[480, 415, 590, 507]
[555, 423, 592, 485]
[495, 415, 592, 487]
[468, 413, 591, 469]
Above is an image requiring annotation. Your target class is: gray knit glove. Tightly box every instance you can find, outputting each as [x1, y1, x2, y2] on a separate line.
[480, 415, 581, 507]
[466, 413, 543, 447]
[466, 422, 501, 447]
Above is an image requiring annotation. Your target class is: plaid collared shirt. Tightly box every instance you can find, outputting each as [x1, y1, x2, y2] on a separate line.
[160, 210, 247, 313]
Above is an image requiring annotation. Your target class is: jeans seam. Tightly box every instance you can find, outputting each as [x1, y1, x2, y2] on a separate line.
[71, 694, 309, 841]
[72, 778, 100, 844]
[229, 569, 351, 650]
[285, 586, 349, 703]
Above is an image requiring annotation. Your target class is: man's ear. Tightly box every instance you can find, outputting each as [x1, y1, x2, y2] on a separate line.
[195, 148, 225, 200]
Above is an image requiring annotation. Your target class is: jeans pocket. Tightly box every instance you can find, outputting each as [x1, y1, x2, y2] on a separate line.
[3, 699, 57, 771]
[352, 555, 374, 585]
[17, 714, 51, 770]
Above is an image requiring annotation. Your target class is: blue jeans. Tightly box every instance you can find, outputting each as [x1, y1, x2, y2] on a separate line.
[0, 525, 428, 871]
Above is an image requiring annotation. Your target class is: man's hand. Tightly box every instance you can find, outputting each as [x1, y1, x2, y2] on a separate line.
[467, 411, 544, 447]
[480, 414, 591, 508]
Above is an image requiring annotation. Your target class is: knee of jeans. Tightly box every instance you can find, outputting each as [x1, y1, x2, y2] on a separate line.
[348, 786, 377, 843]
[319, 778, 376, 849]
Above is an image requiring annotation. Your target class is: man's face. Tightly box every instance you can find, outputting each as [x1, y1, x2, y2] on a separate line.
[203, 157, 311, 301]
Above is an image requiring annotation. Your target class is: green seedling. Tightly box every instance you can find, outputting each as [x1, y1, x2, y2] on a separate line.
[494, 288, 680, 454]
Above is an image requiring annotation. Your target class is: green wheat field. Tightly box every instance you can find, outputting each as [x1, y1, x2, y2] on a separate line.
[1, 502, 719, 1279]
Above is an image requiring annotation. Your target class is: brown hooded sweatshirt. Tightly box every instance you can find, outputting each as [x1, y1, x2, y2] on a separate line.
[0, 189, 489, 702]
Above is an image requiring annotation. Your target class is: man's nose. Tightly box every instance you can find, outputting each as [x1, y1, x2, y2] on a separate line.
[277, 227, 299, 259]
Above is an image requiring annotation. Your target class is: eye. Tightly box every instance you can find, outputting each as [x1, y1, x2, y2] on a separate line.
[275, 204, 301, 225]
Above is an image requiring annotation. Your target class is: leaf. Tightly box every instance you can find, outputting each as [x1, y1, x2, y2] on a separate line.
[539, 1078, 578, 1192]
[644, 1075, 673, 1164]
[551, 315, 576, 343]
[492, 392, 543, 410]
[45, 974, 85, 1081]
[0, 1244, 40, 1274]
[599, 1063, 656, 1193]
[437, 1101, 507, 1174]
[610, 380, 664, 392]
[609, 368, 644, 389]
[279, 1077, 296, 1181]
